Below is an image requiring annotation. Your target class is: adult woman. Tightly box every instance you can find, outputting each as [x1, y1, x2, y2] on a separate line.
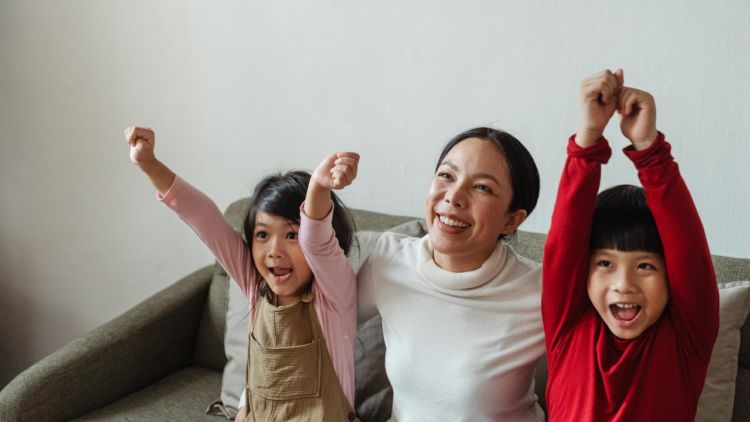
[358, 127, 545, 421]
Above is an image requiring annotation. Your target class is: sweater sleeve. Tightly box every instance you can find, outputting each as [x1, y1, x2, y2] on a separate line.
[542, 136, 611, 352]
[159, 176, 258, 302]
[623, 133, 719, 360]
[299, 204, 357, 314]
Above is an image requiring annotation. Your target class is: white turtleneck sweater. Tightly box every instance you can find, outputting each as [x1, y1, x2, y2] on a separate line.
[357, 233, 545, 422]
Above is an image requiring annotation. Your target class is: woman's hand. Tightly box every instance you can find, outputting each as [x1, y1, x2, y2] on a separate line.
[577, 68, 624, 148]
[617, 86, 658, 150]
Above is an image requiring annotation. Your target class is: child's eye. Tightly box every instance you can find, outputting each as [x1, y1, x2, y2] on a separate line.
[638, 262, 657, 270]
[255, 231, 268, 240]
[596, 260, 612, 268]
[286, 231, 299, 240]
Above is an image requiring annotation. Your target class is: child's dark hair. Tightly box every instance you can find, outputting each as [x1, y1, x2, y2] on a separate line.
[590, 184, 664, 256]
[243, 170, 356, 302]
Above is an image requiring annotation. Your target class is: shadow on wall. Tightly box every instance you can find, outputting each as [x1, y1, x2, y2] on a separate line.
[0, 245, 85, 389]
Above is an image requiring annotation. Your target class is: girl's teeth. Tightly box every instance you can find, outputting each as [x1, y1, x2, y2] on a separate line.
[439, 215, 469, 228]
[615, 303, 638, 308]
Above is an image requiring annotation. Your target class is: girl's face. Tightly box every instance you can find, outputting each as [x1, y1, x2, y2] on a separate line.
[587, 248, 668, 339]
[251, 211, 313, 305]
[425, 138, 527, 272]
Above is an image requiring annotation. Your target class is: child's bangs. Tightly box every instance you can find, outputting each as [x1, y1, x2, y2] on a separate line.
[590, 185, 664, 256]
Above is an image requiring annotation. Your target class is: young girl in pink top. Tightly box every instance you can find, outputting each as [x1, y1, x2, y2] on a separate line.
[125, 127, 361, 422]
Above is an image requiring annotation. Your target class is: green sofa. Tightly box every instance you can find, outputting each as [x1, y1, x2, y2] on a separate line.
[1, 201, 748, 421]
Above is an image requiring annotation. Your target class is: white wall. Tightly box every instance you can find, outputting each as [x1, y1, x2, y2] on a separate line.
[1, 0, 748, 386]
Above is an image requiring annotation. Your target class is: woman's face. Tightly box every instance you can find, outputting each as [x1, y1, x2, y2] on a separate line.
[425, 138, 527, 272]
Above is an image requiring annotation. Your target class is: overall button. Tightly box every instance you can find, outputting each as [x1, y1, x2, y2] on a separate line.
[347, 412, 356, 421]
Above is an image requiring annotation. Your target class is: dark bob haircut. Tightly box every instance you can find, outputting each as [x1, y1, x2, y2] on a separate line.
[590, 184, 664, 256]
[435, 127, 540, 220]
[243, 170, 355, 256]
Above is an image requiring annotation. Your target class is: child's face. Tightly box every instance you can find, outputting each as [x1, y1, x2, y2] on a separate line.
[587, 249, 668, 339]
[251, 211, 313, 306]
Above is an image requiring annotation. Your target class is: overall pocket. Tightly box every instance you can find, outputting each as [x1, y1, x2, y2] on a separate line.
[248, 334, 322, 400]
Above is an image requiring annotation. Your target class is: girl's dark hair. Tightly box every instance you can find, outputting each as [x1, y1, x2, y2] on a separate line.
[590, 184, 664, 256]
[435, 127, 540, 237]
[242, 170, 356, 303]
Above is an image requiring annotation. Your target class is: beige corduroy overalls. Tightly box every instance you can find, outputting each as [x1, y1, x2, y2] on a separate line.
[244, 291, 360, 422]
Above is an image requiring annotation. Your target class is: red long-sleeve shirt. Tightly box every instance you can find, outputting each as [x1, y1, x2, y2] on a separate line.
[542, 133, 719, 421]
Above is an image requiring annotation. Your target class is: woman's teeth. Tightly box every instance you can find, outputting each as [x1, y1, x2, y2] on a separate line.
[438, 215, 469, 228]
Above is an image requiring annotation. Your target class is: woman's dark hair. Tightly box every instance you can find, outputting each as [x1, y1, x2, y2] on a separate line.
[590, 184, 664, 256]
[242, 170, 356, 303]
[435, 127, 540, 236]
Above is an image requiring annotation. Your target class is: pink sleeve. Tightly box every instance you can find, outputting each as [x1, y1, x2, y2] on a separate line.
[160, 176, 258, 302]
[299, 204, 357, 314]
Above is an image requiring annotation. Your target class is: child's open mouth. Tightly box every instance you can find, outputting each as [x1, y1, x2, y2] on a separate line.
[270, 267, 293, 282]
[609, 303, 642, 327]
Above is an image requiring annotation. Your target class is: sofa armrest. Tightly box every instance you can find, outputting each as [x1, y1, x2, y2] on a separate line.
[0, 265, 215, 421]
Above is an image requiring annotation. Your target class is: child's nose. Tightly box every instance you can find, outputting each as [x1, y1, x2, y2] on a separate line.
[267, 239, 284, 258]
[612, 269, 637, 293]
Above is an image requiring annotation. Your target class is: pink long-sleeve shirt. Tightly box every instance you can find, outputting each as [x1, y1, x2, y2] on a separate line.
[160, 176, 357, 406]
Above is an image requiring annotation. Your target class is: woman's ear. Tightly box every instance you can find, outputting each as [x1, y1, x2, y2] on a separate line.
[501, 209, 528, 235]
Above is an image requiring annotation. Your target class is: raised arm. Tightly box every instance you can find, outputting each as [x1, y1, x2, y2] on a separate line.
[542, 70, 620, 351]
[126, 127, 258, 300]
[300, 152, 360, 312]
[126, 126, 175, 195]
[618, 89, 719, 357]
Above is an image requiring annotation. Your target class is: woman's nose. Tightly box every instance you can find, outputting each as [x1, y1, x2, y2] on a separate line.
[444, 184, 467, 208]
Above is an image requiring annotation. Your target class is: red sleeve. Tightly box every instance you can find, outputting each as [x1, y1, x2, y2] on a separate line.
[542, 136, 611, 352]
[624, 133, 719, 360]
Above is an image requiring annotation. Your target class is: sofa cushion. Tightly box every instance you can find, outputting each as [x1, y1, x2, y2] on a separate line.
[72, 367, 222, 421]
[696, 281, 750, 422]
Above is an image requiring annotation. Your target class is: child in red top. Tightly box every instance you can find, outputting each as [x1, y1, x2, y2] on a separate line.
[542, 69, 719, 421]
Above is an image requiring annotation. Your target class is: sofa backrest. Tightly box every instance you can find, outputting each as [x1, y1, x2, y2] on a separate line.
[197, 203, 750, 419]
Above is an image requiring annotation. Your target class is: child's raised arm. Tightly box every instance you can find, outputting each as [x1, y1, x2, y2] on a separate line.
[125, 126, 175, 195]
[300, 152, 360, 313]
[124, 126, 258, 302]
[542, 70, 621, 351]
[618, 89, 719, 359]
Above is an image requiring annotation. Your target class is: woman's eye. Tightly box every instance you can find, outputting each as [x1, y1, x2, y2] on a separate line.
[474, 184, 493, 193]
[255, 231, 268, 240]
[286, 231, 299, 240]
[436, 171, 453, 181]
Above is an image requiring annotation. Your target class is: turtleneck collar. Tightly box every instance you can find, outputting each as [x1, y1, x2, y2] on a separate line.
[417, 235, 507, 292]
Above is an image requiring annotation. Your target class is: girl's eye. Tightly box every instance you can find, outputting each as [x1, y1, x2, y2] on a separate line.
[474, 184, 493, 193]
[255, 231, 268, 240]
[596, 260, 612, 268]
[286, 231, 299, 240]
[638, 262, 657, 270]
